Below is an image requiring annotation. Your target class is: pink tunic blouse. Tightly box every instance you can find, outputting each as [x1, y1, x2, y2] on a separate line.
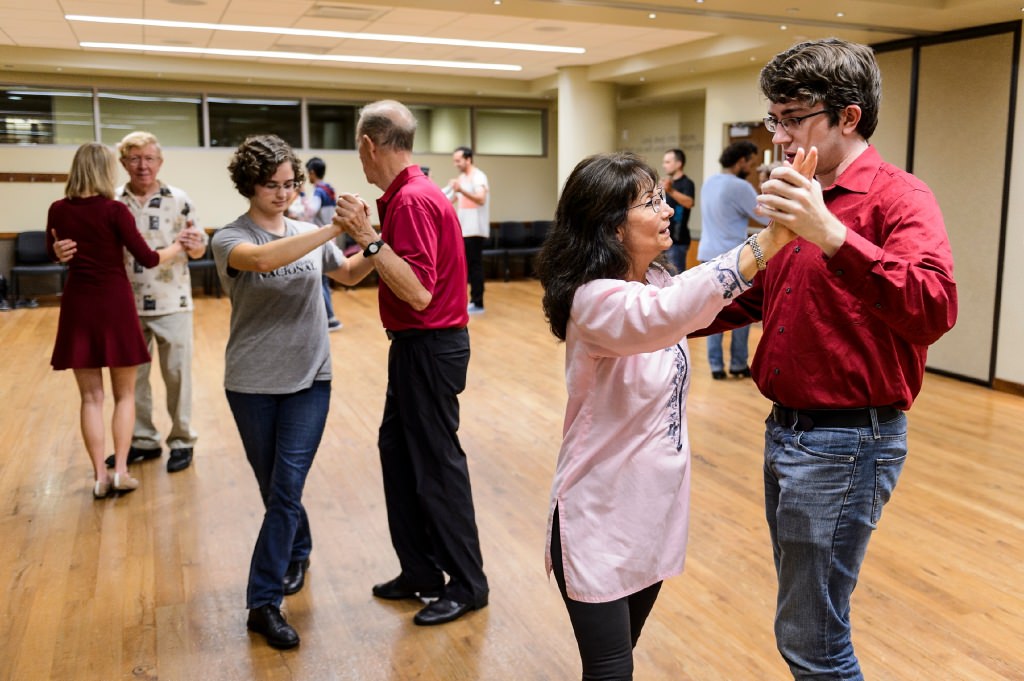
[545, 244, 751, 602]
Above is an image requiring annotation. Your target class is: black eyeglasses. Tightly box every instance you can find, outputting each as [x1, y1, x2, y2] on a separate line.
[260, 181, 299, 192]
[763, 109, 830, 133]
[629, 188, 665, 214]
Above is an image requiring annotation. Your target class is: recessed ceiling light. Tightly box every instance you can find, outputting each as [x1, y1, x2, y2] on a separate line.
[80, 42, 524, 72]
[836, 11, 845, 17]
[780, 25, 788, 30]
[493, 0, 501, 4]
[67, 14, 584, 54]
[648, 12, 656, 19]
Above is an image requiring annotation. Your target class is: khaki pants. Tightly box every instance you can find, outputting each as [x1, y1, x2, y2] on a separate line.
[134, 311, 197, 450]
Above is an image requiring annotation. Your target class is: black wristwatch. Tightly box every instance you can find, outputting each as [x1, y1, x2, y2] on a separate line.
[363, 239, 385, 257]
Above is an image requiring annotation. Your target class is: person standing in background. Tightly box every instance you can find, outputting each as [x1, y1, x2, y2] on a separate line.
[697, 140, 769, 380]
[661, 148, 695, 272]
[304, 156, 343, 332]
[444, 146, 490, 314]
[109, 131, 206, 473]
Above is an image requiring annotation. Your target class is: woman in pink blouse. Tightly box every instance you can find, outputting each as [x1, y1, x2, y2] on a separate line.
[536, 151, 812, 680]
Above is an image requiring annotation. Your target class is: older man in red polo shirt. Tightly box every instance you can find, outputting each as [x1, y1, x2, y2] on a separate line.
[333, 100, 488, 628]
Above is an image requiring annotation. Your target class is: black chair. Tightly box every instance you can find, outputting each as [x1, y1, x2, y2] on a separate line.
[481, 223, 507, 281]
[529, 220, 551, 247]
[10, 231, 66, 307]
[500, 221, 542, 280]
[187, 233, 221, 298]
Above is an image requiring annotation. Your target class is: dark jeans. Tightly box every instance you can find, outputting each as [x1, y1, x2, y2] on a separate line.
[464, 236, 485, 307]
[379, 327, 488, 605]
[226, 381, 330, 609]
[550, 510, 662, 681]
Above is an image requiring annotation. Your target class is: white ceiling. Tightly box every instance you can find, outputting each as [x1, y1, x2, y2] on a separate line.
[0, 0, 1020, 99]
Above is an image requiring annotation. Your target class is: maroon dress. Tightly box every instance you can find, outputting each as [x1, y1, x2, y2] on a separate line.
[47, 196, 160, 370]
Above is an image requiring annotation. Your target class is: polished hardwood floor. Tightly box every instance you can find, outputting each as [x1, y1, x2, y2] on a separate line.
[1, 280, 1022, 681]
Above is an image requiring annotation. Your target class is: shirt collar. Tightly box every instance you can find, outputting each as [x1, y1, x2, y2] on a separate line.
[828, 145, 880, 195]
[379, 165, 423, 205]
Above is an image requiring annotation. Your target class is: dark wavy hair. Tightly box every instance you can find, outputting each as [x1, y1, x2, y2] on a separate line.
[536, 152, 660, 341]
[759, 38, 881, 139]
[228, 134, 305, 198]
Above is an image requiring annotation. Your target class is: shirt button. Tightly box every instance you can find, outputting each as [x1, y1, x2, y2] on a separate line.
[794, 246, 801, 253]
[875, 302, 882, 309]
[785, 287, 792, 294]
[779, 326, 785, 333]
[836, 269, 844, 276]
[773, 368, 781, 375]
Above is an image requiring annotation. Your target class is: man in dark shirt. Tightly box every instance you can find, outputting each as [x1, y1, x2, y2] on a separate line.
[661, 148, 695, 272]
[705, 39, 957, 680]
[333, 99, 489, 627]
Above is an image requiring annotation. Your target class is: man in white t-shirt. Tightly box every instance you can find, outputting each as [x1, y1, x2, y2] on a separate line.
[444, 146, 489, 313]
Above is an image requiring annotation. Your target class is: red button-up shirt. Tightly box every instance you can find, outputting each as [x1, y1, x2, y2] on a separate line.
[704, 145, 957, 410]
[376, 165, 469, 331]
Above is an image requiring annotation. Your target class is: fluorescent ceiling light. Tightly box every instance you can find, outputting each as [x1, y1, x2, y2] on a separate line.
[80, 42, 523, 71]
[67, 14, 585, 54]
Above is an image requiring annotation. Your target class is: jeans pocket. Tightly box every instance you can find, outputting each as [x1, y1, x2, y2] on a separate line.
[871, 454, 907, 526]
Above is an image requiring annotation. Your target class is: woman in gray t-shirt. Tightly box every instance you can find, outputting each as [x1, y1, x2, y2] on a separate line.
[211, 134, 373, 649]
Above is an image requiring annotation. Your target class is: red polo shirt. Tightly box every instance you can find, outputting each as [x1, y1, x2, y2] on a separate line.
[704, 145, 957, 410]
[376, 165, 469, 331]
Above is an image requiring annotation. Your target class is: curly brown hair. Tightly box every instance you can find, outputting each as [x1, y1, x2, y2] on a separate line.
[228, 134, 305, 198]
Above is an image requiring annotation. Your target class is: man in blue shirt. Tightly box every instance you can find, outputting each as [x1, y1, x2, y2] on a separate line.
[697, 140, 769, 379]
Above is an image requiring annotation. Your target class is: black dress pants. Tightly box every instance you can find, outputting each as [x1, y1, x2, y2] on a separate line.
[378, 327, 488, 605]
[550, 509, 662, 681]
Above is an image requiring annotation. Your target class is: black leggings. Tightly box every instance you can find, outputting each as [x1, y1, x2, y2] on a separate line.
[550, 509, 663, 681]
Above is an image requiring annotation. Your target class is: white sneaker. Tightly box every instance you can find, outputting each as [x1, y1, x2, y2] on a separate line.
[328, 318, 343, 332]
[467, 303, 485, 314]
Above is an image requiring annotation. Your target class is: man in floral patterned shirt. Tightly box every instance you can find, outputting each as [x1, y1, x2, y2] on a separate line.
[107, 131, 207, 473]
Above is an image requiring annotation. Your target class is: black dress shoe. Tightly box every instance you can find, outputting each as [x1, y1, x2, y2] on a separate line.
[283, 558, 310, 595]
[729, 367, 752, 378]
[167, 447, 193, 473]
[413, 597, 486, 626]
[247, 604, 299, 649]
[372, 575, 444, 601]
[711, 370, 727, 380]
[105, 446, 161, 468]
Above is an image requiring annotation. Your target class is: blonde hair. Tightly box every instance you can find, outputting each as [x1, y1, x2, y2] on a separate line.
[65, 143, 117, 199]
[117, 130, 162, 159]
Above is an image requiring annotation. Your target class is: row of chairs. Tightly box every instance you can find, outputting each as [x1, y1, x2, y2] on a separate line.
[483, 220, 551, 281]
[5, 219, 554, 305]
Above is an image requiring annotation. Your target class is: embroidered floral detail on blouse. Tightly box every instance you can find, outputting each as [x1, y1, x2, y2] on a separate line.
[711, 252, 745, 300]
[665, 344, 688, 452]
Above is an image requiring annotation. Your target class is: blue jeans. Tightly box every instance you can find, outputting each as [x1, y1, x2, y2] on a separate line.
[226, 381, 331, 609]
[705, 325, 750, 373]
[666, 243, 689, 273]
[764, 410, 907, 680]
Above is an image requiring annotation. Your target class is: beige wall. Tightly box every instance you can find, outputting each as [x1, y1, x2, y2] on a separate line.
[996, 41, 1024, 386]
[0, 145, 557, 235]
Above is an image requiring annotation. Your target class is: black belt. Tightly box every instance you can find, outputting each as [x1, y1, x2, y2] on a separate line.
[385, 326, 465, 341]
[770, 404, 901, 431]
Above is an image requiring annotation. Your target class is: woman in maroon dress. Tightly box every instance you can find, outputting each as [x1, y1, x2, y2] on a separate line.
[48, 143, 186, 499]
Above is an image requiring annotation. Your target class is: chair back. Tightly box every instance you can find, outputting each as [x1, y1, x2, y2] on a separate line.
[498, 221, 529, 248]
[529, 220, 551, 246]
[15, 231, 51, 265]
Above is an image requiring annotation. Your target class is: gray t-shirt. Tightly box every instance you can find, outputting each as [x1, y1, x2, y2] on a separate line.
[212, 215, 343, 394]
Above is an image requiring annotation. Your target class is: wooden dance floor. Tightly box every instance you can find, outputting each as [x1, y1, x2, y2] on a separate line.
[1, 281, 1021, 680]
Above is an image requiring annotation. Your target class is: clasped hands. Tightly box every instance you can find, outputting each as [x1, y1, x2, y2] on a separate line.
[332, 194, 378, 248]
[50, 224, 201, 264]
[756, 147, 845, 255]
